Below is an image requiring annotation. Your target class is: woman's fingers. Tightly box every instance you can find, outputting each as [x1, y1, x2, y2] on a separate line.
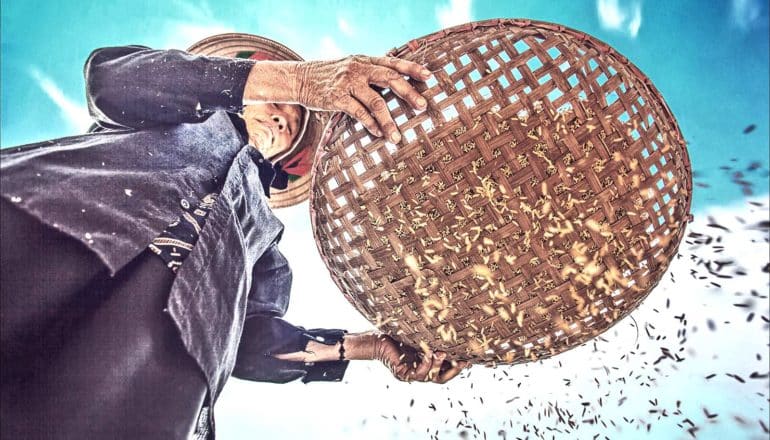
[368, 56, 432, 81]
[411, 350, 436, 381]
[396, 351, 431, 382]
[371, 73, 428, 112]
[435, 360, 470, 384]
[301, 55, 432, 142]
[335, 94, 382, 138]
[427, 352, 447, 381]
[351, 85, 398, 142]
[358, 57, 430, 143]
[395, 361, 412, 382]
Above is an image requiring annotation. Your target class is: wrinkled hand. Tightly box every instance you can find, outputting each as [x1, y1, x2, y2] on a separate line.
[373, 334, 469, 384]
[291, 55, 431, 143]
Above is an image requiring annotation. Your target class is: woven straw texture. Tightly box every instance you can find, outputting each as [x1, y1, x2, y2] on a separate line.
[310, 19, 692, 365]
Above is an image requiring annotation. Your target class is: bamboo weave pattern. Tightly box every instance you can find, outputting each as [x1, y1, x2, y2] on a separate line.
[310, 19, 692, 365]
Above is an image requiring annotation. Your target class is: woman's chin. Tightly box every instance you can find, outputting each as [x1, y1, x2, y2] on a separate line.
[260, 147, 280, 159]
[249, 133, 276, 157]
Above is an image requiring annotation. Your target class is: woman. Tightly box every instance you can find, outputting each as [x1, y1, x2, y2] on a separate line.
[0, 34, 468, 439]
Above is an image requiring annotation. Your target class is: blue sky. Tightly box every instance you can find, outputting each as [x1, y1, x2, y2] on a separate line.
[2, 1, 768, 439]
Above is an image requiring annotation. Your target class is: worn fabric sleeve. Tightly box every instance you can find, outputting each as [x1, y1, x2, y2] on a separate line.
[232, 244, 349, 384]
[84, 45, 255, 129]
[232, 316, 349, 384]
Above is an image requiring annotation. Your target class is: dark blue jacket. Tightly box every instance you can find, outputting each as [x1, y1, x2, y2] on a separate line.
[0, 46, 349, 415]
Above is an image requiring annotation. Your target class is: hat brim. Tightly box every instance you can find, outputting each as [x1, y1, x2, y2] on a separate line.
[187, 33, 327, 209]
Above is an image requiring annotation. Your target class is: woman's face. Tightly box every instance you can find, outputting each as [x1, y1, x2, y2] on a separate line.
[242, 103, 303, 159]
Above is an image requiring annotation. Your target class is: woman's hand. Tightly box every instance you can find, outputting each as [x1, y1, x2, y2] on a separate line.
[371, 333, 469, 384]
[292, 56, 431, 143]
[272, 331, 469, 384]
[243, 56, 432, 143]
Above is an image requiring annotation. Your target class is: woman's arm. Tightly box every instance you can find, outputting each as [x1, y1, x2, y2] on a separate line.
[233, 317, 467, 385]
[273, 330, 470, 384]
[232, 315, 351, 384]
[234, 244, 349, 384]
[244, 55, 432, 143]
[85, 45, 432, 141]
[269, 331, 377, 362]
[84, 46, 256, 129]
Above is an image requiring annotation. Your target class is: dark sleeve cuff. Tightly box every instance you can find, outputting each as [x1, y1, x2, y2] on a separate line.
[233, 316, 349, 384]
[299, 329, 349, 384]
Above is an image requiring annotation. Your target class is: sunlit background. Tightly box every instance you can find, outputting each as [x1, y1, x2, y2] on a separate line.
[2, 1, 768, 439]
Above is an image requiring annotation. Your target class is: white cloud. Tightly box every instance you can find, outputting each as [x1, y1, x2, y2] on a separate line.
[731, 0, 763, 30]
[597, 0, 625, 29]
[28, 67, 93, 133]
[627, 3, 642, 37]
[597, 0, 643, 38]
[160, 22, 235, 50]
[436, 0, 472, 29]
[337, 16, 354, 37]
[156, 0, 234, 49]
[169, 0, 216, 22]
[317, 36, 345, 60]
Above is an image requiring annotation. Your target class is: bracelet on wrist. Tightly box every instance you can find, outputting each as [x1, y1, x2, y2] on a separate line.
[338, 332, 348, 361]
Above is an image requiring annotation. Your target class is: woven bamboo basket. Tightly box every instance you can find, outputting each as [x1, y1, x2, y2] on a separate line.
[310, 19, 692, 365]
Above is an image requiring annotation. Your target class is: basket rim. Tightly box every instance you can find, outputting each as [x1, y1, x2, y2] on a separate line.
[307, 18, 694, 361]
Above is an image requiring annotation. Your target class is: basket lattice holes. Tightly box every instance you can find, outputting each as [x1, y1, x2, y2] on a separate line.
[310, 19, 692, 365]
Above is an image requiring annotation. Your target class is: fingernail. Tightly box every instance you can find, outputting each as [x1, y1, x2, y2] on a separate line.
[421, 68, 431, 77]
[390, 132, 401, 143]
[416, 97, 427, 108]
